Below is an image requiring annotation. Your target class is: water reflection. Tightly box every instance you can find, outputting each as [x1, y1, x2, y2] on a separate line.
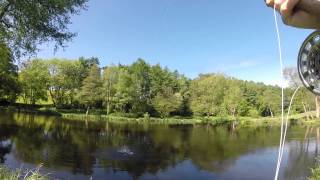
[0, 111, 319, 180]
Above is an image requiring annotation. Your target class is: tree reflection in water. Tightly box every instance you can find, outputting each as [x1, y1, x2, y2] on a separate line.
[0, 111, 318, 180]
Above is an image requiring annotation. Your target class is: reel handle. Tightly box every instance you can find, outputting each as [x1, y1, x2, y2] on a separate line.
[297, 0, 320, 18]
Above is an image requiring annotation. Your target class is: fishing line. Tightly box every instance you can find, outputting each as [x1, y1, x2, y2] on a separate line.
[272, 5, 285, 180]
[279, 86, 301, 162]
[272, 5, 302, 180]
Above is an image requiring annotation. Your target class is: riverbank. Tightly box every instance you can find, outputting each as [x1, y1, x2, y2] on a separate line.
[1, 105, 319, 126]
[47, 110, 320, 126]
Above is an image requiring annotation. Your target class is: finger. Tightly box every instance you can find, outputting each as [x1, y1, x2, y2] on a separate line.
[266, 0, 274, 7]
[280, 0, 300, 18]
[274, 0, 286, 11]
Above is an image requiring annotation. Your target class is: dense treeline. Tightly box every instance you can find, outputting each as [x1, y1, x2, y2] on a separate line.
[0, 57, 314, 118]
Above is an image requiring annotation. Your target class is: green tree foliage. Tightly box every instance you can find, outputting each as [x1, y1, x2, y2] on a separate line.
[114, 67, 135, 114]
[79, 57, 100, 79]
[129, 59, 152, 115]
[223, 80, 245, 117]
[293, 89, 315, 113]
[189, 73, 290, 118]
[19, 59, 50, 105]
[0, 42, 19, 102]
[149, 65, 190, 116]
[189, 74, 227, 116]
[241, 81, 265, 116]
[0, 0, 87, 57]
[100, 60, 190, 117]
[15, 58, 316, 118]
[47, 59, 84, 108]
[259, 87, 281, 117]
[102, 66, 119, 114]
[152, 88, 183, 118]
[78, 64, 102, 112]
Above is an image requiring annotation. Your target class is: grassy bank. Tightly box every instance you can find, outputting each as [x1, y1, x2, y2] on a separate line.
[0, 166, 47, 180]
[61, 111, 320, 126]
[1, 105, 320, 126]
[62, 113, 204, 125]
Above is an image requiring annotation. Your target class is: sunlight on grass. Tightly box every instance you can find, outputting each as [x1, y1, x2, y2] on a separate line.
[0, 166, 48, 180]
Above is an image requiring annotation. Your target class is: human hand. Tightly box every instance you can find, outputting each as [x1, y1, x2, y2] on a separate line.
[266, 0, 320, 29]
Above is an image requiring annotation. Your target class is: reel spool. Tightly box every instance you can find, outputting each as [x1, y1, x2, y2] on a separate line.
[298, 30, 320, 95]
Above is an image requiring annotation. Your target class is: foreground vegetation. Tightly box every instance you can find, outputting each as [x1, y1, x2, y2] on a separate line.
[0, 166, 47, 180]
[309, 159, 320, 180]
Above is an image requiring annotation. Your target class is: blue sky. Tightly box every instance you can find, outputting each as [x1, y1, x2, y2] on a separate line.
[36, 0, 313, 85]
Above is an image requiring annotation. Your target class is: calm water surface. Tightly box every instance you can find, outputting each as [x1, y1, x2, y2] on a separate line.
[0, 111, 319, 180]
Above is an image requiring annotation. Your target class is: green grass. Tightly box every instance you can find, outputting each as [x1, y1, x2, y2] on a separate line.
[62, 113, 203, 125]
[61, 112, 317, 126]
[309, 158, 320, 180]
[3, 103, 320, 126]
[309, 167, 320, 180]
[0, 166, 48, 180]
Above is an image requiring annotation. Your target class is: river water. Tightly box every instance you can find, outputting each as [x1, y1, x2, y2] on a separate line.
[0, 111, 319, 180]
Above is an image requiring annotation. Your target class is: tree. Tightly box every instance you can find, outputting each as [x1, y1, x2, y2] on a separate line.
[129, 59, 152, 115]
[102, 66, 119, 114]
[240, 81, 263, 117]
[0, 0, 87, 58]
[284, 67, 317, 117]
[149, 64, 190, 116]
[79, 57, 100, 79]
[47, 59, 84, 108]
[78, 64, 102, 115]
[114, 67, 135, 114]
[152, 88, 183, 117]
[0, 42, 19, 103]
[189, 74, 227, 116]
[260, 87, 281, 117]
[292, 88, 315, 114]
[19, 59, 50, 105]
[223, 80, 244, 118]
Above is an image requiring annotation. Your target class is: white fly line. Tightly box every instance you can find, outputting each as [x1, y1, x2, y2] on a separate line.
[272, 5, 302, 180]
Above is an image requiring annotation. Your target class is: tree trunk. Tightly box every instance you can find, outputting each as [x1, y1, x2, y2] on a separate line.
[302, 102, 307, 114]
[317, 128, 319, 154]
[107, 101, 110, 115]
[316, 96, 320, 118]
[85, 106, 90, 127]
[232, 108, 236, 118]
[302, 102, 309, 120]
[86, 106, 90, 117]
[269, 108, 274, 118]
[49, 90, 56, 107]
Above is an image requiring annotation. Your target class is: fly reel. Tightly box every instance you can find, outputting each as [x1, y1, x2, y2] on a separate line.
[298, 30, 320, 95]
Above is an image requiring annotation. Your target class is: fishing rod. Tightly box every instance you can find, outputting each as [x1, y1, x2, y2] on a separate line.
[297, 0, 320, 95]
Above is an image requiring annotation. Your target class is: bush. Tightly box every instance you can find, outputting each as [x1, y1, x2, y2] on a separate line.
[143, 112, 150, 121]
[249, 109, 260, 118]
